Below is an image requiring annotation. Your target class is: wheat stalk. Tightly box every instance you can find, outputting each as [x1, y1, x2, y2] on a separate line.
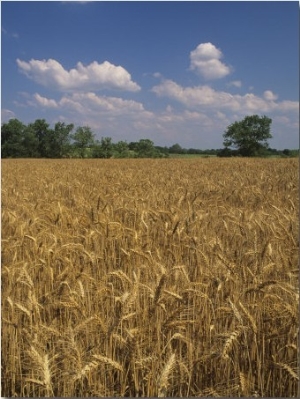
[222, 327, 246, 360]
[26, 346, 54, 396]
[2, 158, 298, 397]
[274, 362, 299, 380]
[238, 300, 257, 334]
[158, 353, 176, 397]
[239, 371, 252, 396]
[92, 354, 123, 372]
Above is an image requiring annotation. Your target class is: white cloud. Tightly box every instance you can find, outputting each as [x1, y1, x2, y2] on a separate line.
[30, 92, 153, 121]
[16, 85, 299, 150]
[152, 79, 299, 114]
[63, 92, 149, 115]
[278, 100, 299, 112]
[17, 58, 141, 92]
[264, 90, 278, 101]
[152, 80, 238, 109]
[34, 93, 58, 108]
[227, 80, 242, 88]
[190, 42, 231, 80]
[26, 91, 157, 142]
[27, 91, 220, 145]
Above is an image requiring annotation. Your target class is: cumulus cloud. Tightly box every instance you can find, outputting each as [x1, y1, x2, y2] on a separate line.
[152, 80, 239, 109]
[24, 91, 157, 142]
[190, 42, 231, 80]
[152, 79, 299, 114]
[27, 91, 220, 145]
[263, 90, 278, 101]
[31, 92, 152, 119]
[34, 93, 58, 108]
[17, 85, 299, 150]
[278, 100, 299, 112]
[16, 58, 141, 92]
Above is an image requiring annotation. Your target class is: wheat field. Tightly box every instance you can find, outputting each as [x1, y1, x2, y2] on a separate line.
[1, 158, 299, 397]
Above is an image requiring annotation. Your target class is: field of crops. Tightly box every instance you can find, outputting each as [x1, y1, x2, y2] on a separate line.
[1, 158, 299, 397]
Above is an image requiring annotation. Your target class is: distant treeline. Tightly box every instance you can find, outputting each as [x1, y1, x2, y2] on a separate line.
[1, 118, 299, 158]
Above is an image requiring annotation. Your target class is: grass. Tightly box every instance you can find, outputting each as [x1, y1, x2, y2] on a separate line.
[1, 157, 299, 397]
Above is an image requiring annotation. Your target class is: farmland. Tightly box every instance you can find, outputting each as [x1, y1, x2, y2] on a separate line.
[1, 158, 299, 397]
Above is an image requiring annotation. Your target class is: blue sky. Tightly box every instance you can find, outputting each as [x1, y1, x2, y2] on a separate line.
[1, 1, 299, 149]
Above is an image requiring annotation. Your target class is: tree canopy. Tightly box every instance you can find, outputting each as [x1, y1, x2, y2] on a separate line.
[1, 117, 297, 159]
[223, 115, 273, 156]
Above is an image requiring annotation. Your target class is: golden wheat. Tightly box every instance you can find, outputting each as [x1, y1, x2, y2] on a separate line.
[1, 157, 298, 397]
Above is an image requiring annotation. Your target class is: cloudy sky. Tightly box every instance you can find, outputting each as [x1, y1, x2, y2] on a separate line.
[2, 1, 299, 149]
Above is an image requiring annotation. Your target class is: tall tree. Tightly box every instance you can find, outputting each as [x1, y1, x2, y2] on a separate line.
[136, 139, 162, 158]
[100, 137, 113, 158]
[114, 140, 130, 157]
[1, 119, 26, 157]
[22, 125, 40, 157]
[47, 122, 74, 158]
[71, 126, 95, 158]
[92, 137, 114, 158]
[169, 143, 184, 154]
[28, 119, 50, 157]
[223, 115, 272, 156]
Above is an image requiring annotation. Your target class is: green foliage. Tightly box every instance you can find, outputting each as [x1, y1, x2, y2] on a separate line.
[136, 139, 164, 158]
[47, 122, 74, 158]
[1, 119, 75, 158]
[154, 146, 169, 157]
[280, 149, 299, 157]
[1, 117, 296, 159]
[113, 141, 132, 158]
[169, 143, 185, 154]
[22, 126, 40, 157]
[1, 119, 27, 157]
[217, 148, 239, 157]
[92, 137, 114, 158]
[223, 115, 273, 156]
[100, 137, 114, 158]
[71, 126, 95, 157]
[136, 139, 154, 157]
[28, 119, 51, 157]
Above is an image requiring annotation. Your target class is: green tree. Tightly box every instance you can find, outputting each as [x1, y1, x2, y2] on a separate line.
[128, 141, 139, 152]
[169, 143, 184, 154]
[282, 149, 291, 157]
[223, 115, 272, 156]
[100, 137, 113, 158]
[1, 119, 26, 157]
[136, 139, 162, 158]
[114, 140, 130, 158]
[91, 140, 102, 158]
[28, 119, 50, 157]
[92, 137, 114, 158]
[46, 122, 74, 158]
[155, 145, 169, 157]
[22, 126, 40, 157]
[71, 126, 95, 157]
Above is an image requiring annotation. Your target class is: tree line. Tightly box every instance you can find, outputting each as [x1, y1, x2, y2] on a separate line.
[1, 117, 298, 158]
[1, 119, 163, 159]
